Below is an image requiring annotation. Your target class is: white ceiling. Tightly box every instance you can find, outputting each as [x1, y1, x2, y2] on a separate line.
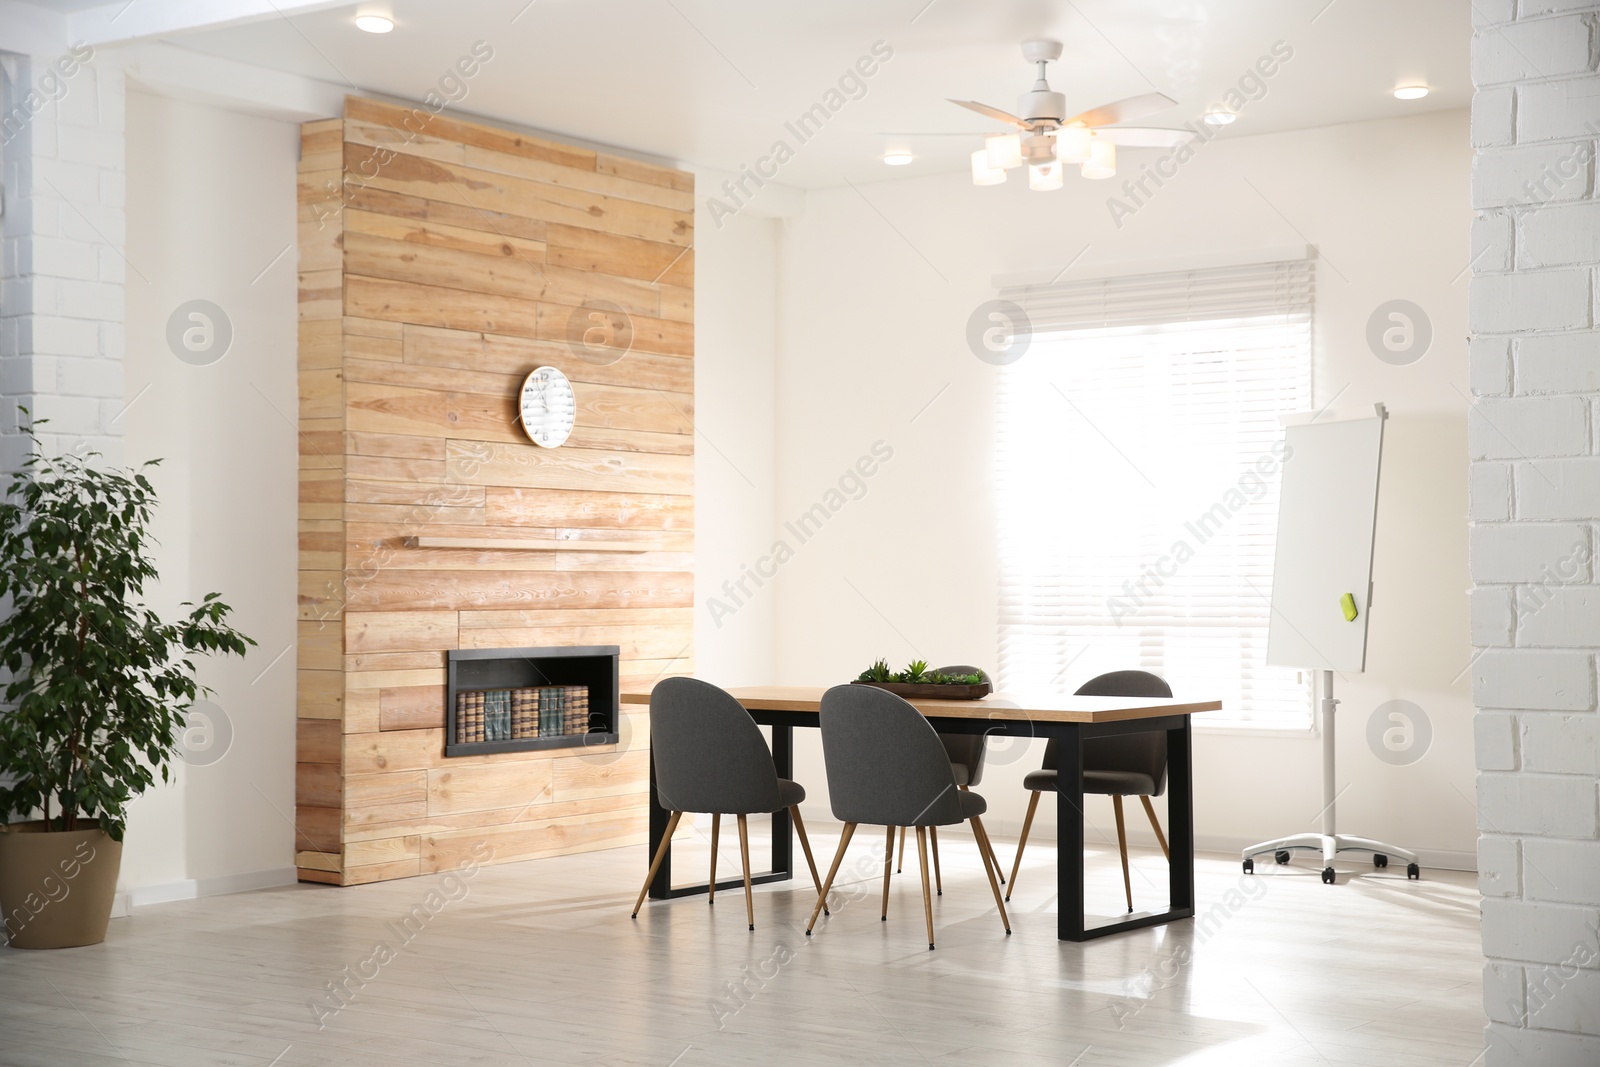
[15, 0, 115, 11]
[150, 0, 1468, 189]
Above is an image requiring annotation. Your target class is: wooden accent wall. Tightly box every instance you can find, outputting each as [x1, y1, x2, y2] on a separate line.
[294, 97, 693, 886]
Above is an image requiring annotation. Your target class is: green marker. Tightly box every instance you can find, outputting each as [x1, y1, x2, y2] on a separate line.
[1340, 592, 1359, 621]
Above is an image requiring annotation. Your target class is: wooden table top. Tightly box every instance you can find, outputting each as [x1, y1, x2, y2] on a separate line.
[620, 685, 1221, 724]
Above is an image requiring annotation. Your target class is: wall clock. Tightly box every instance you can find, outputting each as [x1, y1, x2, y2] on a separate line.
[518, 366, 577, 448]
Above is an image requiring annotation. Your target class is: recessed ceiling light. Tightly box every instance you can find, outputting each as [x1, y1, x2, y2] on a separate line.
[1393, 85, 1429, 100]
[883, 151, 914, 166]
[1203, 110, 1237, 126]
[355, 14, 394, 33]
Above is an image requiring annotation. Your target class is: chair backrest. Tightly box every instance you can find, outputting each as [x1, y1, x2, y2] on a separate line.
[933, 665, 990, 787]
[819, 684, 968, 827]
[1041, 670, 1172, 796]
[649, 677, 782, 815]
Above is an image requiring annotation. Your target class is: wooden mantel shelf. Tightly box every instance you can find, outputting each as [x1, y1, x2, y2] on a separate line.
[404, 535, 660, 553]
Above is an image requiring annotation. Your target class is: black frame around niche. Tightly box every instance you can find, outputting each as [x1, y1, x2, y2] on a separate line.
[444, 645, 620, 757]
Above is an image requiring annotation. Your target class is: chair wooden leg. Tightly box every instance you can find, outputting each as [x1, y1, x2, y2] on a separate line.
[1006, 790, 1040, 902]
[929, 825, 942, 895]
[708, 812, 719, 905]
[963, 786, 996, 890]
[986, 831, 1005, 883]
[968, 816, 1011, 935]
[790, 806, 828, 914]
[807, 823, 856, 934]
[632, 810, 682, 918]
[1113, 795, 1132, 914]
[974, 821, 999, 889]
[1140, 795, 1170, 861]
[882, 826, 895, 921]
[915, 826, 935, 950]
[896, 825, 906, 873]
[960, 784, 1004, 883]
[736, 814, 755, 930]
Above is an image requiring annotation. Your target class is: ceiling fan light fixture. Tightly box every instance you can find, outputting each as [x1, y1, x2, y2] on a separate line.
[1393, 85, 1430, 101]
[1081, 137, 1116, 180]
[1055, 125, 1092, 164]
[985, 133, 1023, 170]
[954, 40, 1177, 190]
[354, 12, 394, 32]
[1023, 133, 1057, 166]
[1028, 160, 1064, 191]
[1202, 110, 1236, 126]
[972, 149, 1007, 186]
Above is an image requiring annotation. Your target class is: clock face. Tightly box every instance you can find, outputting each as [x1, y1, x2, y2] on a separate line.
[518, 366, 576, 448]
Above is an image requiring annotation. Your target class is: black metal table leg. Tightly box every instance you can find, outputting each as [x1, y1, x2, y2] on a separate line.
[647, 739, 672, 900]
[1168, 717, 1195, 914]
[770, 723, 793, 879]
[1059, 715, 1197, 941]
[1056, 724, 1086, 941]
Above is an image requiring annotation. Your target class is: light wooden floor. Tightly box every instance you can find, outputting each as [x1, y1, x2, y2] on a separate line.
[0, 827, 1485, 1066]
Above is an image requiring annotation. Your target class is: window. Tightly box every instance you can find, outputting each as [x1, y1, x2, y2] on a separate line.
[995, 259, 1314, 729]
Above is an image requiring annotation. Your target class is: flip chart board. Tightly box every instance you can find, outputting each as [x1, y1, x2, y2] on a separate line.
[1265, 407, 1385, 672]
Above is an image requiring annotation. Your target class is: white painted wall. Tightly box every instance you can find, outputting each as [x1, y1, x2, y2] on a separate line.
[119, 90, 302, 900]
[691, 203, 778, 686]
[767, 109, 1479, 868]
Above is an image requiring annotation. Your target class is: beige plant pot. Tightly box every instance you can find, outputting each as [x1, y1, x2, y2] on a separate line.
[0, 821, 122, 949]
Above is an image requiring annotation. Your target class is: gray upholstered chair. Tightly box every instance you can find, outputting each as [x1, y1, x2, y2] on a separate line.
[893, 665, 1004, 894]
[1006, 670, 1174, 911]
[632, 677, 824, 930]
[806, 684, 1009, 949]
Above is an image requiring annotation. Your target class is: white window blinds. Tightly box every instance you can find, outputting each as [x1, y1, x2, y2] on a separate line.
[995, 258, 1314, 730]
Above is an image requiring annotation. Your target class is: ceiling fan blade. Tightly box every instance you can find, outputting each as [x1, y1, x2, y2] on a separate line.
[1092, 127, 1196, 148]
[1068, 91, 1178, 128]
[947, 99, 1029, 129]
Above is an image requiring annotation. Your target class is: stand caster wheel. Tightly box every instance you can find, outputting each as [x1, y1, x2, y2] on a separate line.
[1321, 867, 1336, 885]
[1407, 862, 1420, 880]
[1374, 854, 1388, 868]
[1275, 850, 1291, 865]
[1243, 858, 1254, 874]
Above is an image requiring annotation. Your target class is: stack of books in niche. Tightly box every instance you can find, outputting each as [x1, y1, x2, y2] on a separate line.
[453, 691, 484, 745]
[454, 685, 592, 744]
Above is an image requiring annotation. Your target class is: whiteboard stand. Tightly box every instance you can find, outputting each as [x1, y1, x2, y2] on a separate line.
[1241, 669, 1418, 883]
[1243, 404, 1420, 885]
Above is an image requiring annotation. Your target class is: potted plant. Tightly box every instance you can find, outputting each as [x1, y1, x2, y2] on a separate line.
[0, 428, 252, 948]
[852, 659, 992, 699]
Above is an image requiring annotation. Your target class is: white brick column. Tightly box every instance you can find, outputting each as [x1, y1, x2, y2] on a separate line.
[1470, 5, 1600, 1064]
[0, 44, 125, 469]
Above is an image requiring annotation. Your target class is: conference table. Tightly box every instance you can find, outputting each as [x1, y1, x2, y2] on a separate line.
[621, 685, 1220, 942]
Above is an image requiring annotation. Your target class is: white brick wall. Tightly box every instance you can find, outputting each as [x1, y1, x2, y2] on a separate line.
[0, 47, 124, 469]
[1469, 394, 1589, 457]
[1524, 837, 1600, 903]
[1472, 5, 1600, 1062]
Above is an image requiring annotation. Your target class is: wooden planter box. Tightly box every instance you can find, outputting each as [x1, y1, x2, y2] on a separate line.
[850, 681, 992, 700]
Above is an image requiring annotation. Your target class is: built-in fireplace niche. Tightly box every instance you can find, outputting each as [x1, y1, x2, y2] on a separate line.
[445, 646, 620, 757]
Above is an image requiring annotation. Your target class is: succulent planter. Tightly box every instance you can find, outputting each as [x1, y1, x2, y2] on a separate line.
[853, 659, 991, 699]
[850, 680, 992, 700]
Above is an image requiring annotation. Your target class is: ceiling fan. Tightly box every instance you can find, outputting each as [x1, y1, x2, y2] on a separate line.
[949, 39, 1193, 188]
